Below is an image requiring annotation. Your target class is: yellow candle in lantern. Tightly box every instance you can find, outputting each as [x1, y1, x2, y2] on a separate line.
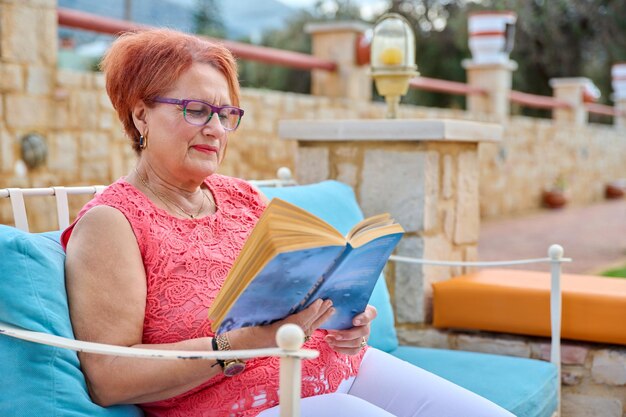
[379, 47, 404, 66]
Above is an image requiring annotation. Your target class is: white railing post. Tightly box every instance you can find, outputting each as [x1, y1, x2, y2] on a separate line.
[277, 324, 306, 417]
[548, 244, 563, 417]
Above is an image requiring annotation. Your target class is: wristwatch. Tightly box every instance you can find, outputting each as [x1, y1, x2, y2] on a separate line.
[212, 333, 245, 377]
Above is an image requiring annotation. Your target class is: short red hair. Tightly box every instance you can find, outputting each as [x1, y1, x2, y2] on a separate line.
[100, 29, 240, 153]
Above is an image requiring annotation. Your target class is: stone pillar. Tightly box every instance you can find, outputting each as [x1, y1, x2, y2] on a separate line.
[612, 63, 626, 129]
[305, 22, 371, 101]
[463, 60, 517, 120]
[279, 119, 502, 324]
[549, 77, 598, 126]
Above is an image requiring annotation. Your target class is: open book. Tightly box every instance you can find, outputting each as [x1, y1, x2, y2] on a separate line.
[209, 198, 404, 334]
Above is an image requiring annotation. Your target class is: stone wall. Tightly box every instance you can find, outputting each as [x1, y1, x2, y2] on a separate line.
[2, 76, 624, 229]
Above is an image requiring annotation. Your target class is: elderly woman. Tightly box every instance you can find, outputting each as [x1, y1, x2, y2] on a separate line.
[62, 29, 513, 417]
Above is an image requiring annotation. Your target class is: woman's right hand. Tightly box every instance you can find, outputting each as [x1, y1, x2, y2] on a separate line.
[229, 299, 335, 349]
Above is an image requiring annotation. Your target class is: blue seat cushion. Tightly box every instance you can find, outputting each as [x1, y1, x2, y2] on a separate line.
[259, 180, 399, 353]
[390, 346, 558, 417]
[0, 225, 142, 417]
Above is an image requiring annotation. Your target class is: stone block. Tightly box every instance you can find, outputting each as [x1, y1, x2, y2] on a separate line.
[0, 63, 24, 92]
[442, 154, 453, 199]
[454, 151, 479, 244]
[335, 162, 357, 188]
[562, 393, 622, 417]
[70, 92, 100, 129]
[531, 342, 589, 365]
[0, 125, 16, 173]
[423, 151, 439, 232]
[80, 132, 110, 160]
[0, 4, 56, 65]
[394, 236, 425, 323]
[456, 334, 531, 358]
[26, 66, 52, 95]
[47, 133, 78, 174]
[57, 70, 88, 88]
[361, 149, 426, 232]
[295, 147, 329, 184]
[397, 328, 451, 349]
[562, 368, 584, 386]
[5, 94, 50, 128]
[592, 349, 626, 385]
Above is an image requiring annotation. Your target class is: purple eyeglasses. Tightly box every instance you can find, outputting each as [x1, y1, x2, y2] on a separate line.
[152, 97, 244, 131]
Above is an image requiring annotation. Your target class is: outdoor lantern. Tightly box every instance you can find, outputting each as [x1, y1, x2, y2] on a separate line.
[371, 13, 418, 118]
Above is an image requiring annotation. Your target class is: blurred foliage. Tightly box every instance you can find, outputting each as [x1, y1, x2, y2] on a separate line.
[194, 0, 227, 38]
[195, 0, 626, 116]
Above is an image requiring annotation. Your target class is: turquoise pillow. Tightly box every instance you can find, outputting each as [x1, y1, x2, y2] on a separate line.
[259, 181, 400, 352]
[391, 346, 558, 417]
[0, 225, 143, 417]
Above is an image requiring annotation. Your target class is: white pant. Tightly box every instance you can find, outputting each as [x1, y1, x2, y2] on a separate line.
[259, 348, 514, 417]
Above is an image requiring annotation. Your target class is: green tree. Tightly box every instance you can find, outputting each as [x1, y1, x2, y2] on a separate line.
[237, 0, 362, 93]
[193, 0, 226, 38]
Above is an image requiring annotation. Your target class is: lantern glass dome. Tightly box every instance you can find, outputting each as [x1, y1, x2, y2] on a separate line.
[371, 13, 416, 72]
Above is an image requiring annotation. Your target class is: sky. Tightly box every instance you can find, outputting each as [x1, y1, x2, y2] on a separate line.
[277, 0, 388, 20]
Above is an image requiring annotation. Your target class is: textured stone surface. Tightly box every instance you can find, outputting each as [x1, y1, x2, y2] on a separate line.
[0, 63, 24, 92]
[531, 342, 589, 365]
[0, 4, 56, 65]
[5, 94, 50, 128]
[561, 393, 622, 417]
[398, 328, 450, 349]
[454, 150, 479, 244]
[295, 147, 329, 184]
[592, 349, 626, 385]
[457, 334, 531, 358]
[26, 66, 52, 95]
[361, 149, 426, 232]
[394, 236, 425, 323]
[0, 125, 15, 173]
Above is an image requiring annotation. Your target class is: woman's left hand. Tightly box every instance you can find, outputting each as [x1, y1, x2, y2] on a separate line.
[324, 305, 377, 356]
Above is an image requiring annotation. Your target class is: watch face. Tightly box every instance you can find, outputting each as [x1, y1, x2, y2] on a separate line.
[224, 360, 245, 377]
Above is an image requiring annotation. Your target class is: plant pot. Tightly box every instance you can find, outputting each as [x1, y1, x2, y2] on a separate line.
[605, 183, 625, 199]
[542, 190, 567, 209]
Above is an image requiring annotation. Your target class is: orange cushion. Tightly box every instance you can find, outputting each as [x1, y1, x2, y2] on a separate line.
[432, 269, 626, 346]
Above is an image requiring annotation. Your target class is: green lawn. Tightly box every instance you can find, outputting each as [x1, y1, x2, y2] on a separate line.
[600, 266, 626, 278]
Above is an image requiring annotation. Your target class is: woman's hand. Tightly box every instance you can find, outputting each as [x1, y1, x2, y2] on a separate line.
[229, 299, 335, 349]
[325, 305, 377, 356]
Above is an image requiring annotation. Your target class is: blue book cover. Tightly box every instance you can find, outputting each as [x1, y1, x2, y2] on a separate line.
[209, 198, 404, 334]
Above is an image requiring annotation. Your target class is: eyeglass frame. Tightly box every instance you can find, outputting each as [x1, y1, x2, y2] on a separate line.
[152, 97, 244, 131]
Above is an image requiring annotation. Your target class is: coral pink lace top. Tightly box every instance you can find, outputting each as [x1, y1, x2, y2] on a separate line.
[62, 174, 365, 417]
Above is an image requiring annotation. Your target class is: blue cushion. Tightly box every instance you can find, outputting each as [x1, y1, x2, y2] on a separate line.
[0, 225, 143, 417]
[390, 346, 558, 417]
[259, 181, 399, 353]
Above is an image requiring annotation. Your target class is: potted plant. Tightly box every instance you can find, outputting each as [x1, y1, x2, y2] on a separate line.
[542, 176, 568, 209]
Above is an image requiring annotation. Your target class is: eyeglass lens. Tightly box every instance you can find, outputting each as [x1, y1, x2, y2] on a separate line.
[183, 101, 241, 130]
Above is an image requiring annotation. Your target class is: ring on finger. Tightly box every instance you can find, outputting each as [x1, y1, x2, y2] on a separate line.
[359, 337, 367, 349]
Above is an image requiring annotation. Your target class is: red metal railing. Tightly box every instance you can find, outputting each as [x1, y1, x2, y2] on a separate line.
[409, 76, 487, 96]
[509, 90, 571, 110]
[57, 8, 337, 72]
[585, 103, 619, 117]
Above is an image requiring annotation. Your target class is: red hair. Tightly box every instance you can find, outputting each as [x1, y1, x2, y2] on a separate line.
[100, 29, 240, 153]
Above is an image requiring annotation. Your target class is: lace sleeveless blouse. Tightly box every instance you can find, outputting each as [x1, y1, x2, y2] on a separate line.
[62, 174, 366, 417]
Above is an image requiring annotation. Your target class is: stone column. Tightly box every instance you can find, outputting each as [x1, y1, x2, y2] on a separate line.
[305, 22, 371, 101]
[612, 63, 626, 129]
[463, 60, 517, 120]
[549, 77, 598, 126]
[279, 119, 502, 325]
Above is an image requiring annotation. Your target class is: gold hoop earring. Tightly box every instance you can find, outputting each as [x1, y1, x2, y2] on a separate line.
[139, 132, 148, 150]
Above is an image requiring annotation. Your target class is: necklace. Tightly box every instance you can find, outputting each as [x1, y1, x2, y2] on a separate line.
[135, 168, 209, 219]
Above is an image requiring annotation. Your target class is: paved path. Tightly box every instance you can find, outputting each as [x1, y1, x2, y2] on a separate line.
[478, 199, 626, 274]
